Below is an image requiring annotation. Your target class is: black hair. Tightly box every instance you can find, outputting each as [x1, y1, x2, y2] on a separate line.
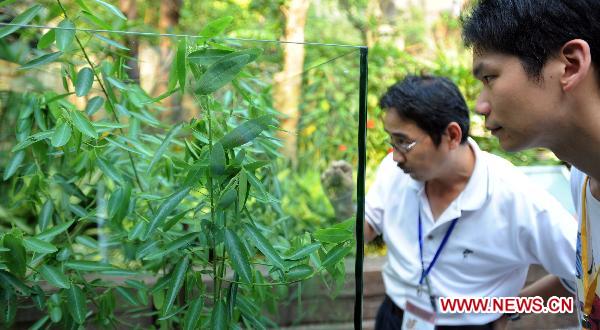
[462, 0, 600, 82]
[379, 75, 470, 146]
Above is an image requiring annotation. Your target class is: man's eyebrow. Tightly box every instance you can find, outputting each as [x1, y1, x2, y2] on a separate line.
[473, 62, 484, 79]
[383, 128, 408, 139]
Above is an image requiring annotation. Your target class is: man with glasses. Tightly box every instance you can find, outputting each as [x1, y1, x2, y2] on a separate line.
[358, 75, 577, 329]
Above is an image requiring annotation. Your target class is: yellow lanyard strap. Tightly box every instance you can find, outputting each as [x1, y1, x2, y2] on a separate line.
[581, 176, 599, 328]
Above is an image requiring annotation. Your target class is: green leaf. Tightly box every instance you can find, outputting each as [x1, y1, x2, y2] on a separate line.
[36, 220, 75, 241]
[162, 256, 189, 315]
[286, 264, 313, 281]
[66, 285, 87, 324]
[284, 242, 321, 260]
[0, 286, 16, 326]
[38, 199, 54, 231]
[147, 124, 182, 174]
[71, 110, 98, 139]
[144, 187, 191, 239]
[218, 115, 272, 149]
[106, 76, 127, 90]
[238, 171, 248, 212]
[177, 38, 187, 91]
[93, 0, 127, 20]
[108, 184, 131, 222]
[3, 150, 25, 181]
[64, 261, 116, 272]
[183, 297, 203, 330]
[115, 286, 140, 306]
[29, 315, 49, 330]
[56, 19, 75, 51]
[0, 270, 31, 295]
[96, 157, 123, 184]
[23, 237, 57, 254]
[314, 227, 353, 244]
[3, 234, 26, 278]
[75, 236, 98, 249]
[37, 29, 55, 49]
[20, 51, 63, 70]
[320, 243, 352, 269]
[39, 265, 70, 289]
[81, 10, 111, 30]
[51, 119, 72, 147]
[11, 130, 53, 152]
[217, 189, 236, 210]
[188, 48, 232, 66]
[0, 5, 42, 39]
[243, 223, 286, 271]
[144, 233, 196, 260]
[200, 16, 234, 39]
[75, 67, 94, 97]
[210, 142, 226, 175]
[128, 221, 146, 241]
[195, 54, 251, 95]
[85, 96, 104, 115]
[224, 229, 253, 284]
[211, 300, 227, 330]
[94, 33, 129, 50]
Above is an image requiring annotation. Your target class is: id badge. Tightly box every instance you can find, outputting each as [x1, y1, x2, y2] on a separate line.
[401, 300, 436, 330]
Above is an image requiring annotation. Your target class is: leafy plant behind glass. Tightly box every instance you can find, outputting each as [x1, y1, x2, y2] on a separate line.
[0, 3, 354, 328]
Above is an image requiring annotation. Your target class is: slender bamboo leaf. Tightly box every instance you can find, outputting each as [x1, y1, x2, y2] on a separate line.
[128, 221, 146, 241]
[96, 157, 123, 184]
[38, 199, 54, 231]
[23, 237, 57, 254]
[183, 297, 203, 330]
[51, 119, 71, 147]
[210, 142, 226, 175]
[85, 96, 104, 115]
[71, 110, 98, 139]
[314, 227, 353, 244]
[115, 286, 140, 306]
[0, 286, 16, 326]
[147, 124, 182, 174]
[3, 234, 26, 278]
[177, 38, 186, 91]
[238, 171, 248, 212]
[224, 229, 252, 284]
[217, 189, 236, 210]
[93, 0, 127, 20]
[38, 265, 70, 289]
[37, 29, 55, 49]
[284, 242, 322, 260]
[11, 130, 53, 152]
[20, 51, 63, 70]
[320, 243, 352, 269]
[3, 151, 25, 181]
[211, 300, 227, 330]
[75, 67, 94, 97]
[286, 264, 313, 281]
[195, 54, 250, 95]
[66, 285, 87, 324]
[162, 256, 189, 315]
[144, 233, 196, 260]
[64, 261, 116, 272]
[144, 187, 191, 239]
[95, 33, 129, 50]
[218, 115, 272, 149]
[56, 19, 75, 51]
[0, 271, 32, 295]
[242, 223, 286, 271]
[200, 16, 233, 39]
[188, 49, 232, 66]
[0, 5, 42, 39]
[36, 220, 75, 241]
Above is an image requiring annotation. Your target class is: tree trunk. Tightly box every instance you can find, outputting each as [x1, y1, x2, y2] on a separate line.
[274, 0, 310, 169]
[156, 0, 182, 121]
[119, 0, 140, 82]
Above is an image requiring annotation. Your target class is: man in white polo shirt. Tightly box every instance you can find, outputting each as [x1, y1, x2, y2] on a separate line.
[357, 75, 576, 329]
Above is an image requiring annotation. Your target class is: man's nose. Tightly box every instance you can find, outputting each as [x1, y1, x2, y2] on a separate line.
[475, 92, 491, 116]
[392, 149, 406, 164]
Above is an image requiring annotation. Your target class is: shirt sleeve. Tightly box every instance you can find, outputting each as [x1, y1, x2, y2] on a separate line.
[365, 154, 395, 235]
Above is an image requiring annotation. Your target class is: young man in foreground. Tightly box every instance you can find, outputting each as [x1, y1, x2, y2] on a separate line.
[462, 1, 600, 327]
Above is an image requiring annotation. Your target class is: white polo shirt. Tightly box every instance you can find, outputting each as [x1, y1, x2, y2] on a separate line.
[366, 138, 577, 325]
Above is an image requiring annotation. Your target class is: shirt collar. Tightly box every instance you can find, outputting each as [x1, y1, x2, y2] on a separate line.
[406, 137, 490, 212]
[457, 138, 490, 211]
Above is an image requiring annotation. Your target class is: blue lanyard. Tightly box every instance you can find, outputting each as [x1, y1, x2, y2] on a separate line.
[418, 209, 459, 285]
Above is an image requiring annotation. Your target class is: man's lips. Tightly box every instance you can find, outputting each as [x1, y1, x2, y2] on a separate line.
[487, 126, 503, 135]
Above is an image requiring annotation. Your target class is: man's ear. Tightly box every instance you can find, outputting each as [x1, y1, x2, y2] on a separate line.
[445, 122, 463, 149]
[560, 39, 592, 92]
